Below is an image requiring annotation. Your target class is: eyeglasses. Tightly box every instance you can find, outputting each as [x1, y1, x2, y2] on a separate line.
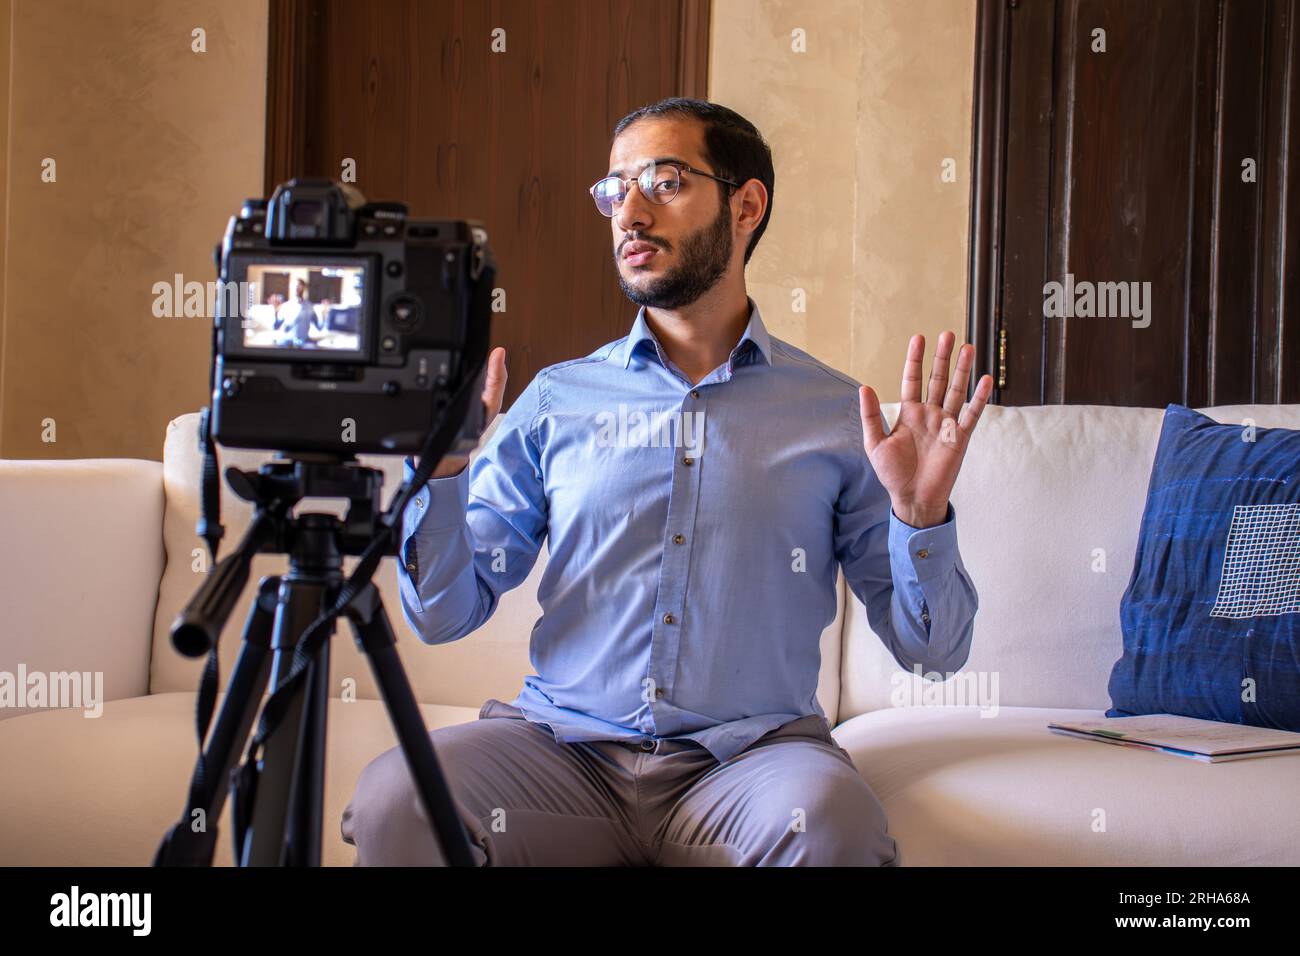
[589, 161, 740, 217]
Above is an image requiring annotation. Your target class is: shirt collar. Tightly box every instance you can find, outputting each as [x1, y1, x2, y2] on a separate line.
[619, 297, 773, 369]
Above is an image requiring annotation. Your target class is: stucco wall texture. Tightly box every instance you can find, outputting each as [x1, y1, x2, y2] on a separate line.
[710, 0, 977, 394]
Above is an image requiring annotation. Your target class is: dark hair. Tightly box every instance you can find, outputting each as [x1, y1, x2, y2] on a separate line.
[612, 98, 774, 266]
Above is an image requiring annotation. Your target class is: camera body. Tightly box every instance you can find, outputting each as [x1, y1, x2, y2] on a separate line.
[210, 178, 494, 457]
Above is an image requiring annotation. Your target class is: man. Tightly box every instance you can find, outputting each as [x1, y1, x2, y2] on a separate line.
[341, 98, 992, 866]
[273, 278, 320, 347]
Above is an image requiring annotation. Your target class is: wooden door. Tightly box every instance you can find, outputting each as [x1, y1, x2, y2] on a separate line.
[969, 0, 1299, 406]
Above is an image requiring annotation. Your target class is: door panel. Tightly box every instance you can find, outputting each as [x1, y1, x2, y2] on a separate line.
[969, 0, 1299, 407]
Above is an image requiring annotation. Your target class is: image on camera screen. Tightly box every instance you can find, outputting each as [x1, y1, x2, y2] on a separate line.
[240, 263, 365, 353]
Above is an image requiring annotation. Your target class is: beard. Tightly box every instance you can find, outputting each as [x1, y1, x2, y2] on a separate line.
[616, 198, 733, 309]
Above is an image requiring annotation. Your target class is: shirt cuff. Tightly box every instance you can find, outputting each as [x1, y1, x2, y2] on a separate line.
[400, 455, 472, 539]
[888, 502, 959, 584]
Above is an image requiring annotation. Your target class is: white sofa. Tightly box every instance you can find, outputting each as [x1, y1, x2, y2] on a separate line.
[2, 402, 1299, 867]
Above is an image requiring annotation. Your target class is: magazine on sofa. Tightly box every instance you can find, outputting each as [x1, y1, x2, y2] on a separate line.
[1047, 714, 1300, 763]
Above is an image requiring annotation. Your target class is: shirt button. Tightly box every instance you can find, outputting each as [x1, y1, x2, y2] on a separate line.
[415, 498, 424, 508]
[655, 687, 665, 698]
[691, 390, 700, 399]
[917, 548, 929, 559]
[663, 613, 676, 625]
[405, 562, 417, 573]
[672, 533, 685, 545]
[639, 738, 656, 752]
[682, 456, 694, 467]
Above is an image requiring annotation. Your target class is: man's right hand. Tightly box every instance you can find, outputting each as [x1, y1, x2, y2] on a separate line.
[423, 346, 509, 478]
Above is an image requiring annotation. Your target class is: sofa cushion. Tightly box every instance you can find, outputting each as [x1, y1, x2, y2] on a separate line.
[1108, 405, 1300, 729]
[0, 458, 163, 719]
[150, 413, 845, 724]
[832, 704, 1300, 865]
[0, 691, 479, 866]
[839, 403, 1300, 721]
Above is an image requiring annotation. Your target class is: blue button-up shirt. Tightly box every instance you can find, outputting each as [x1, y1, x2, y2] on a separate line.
[398, 298, 978, 763]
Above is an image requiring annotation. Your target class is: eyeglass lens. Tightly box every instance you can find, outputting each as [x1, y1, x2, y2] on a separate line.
[592, 163, 680, 216]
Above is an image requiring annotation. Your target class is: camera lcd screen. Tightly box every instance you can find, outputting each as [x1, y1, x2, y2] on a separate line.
[239, 262, 368, 355]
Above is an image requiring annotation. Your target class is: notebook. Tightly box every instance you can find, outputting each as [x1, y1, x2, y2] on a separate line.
[1047, 714, 1300, 763]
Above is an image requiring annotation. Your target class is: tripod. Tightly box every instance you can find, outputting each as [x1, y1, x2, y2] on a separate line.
[153, 456, 477, 866]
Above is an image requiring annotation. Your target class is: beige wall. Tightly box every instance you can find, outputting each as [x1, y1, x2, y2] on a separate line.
[709, 0, 977, 399]
[0, 0, 267, 460]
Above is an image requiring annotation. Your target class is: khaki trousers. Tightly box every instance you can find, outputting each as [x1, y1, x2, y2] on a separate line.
[340, 698, 899, 866]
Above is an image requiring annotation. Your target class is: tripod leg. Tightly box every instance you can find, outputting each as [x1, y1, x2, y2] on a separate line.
[241, 575, 334, 866]
[346, 583, 478, 866]
[285, 633, 330, 865]
[154, 577, 278, 866]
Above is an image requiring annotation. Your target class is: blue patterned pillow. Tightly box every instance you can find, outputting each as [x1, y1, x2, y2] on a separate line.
[1107, 404, 1300, 730]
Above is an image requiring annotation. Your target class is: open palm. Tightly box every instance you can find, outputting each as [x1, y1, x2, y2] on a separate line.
[859, 331, 993, 528]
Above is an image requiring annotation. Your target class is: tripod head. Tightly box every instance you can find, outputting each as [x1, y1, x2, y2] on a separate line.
[170, 456, 393, 659]
[225, 456, 391, 556]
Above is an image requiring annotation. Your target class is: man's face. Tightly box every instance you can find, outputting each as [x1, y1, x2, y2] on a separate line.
[606, 117, 734, 309]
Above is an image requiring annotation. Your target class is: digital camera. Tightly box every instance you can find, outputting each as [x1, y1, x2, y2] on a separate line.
[209, 178, 495, 457]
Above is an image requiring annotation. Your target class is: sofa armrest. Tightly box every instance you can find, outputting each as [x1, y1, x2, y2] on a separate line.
[0, 458, 163, 720]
